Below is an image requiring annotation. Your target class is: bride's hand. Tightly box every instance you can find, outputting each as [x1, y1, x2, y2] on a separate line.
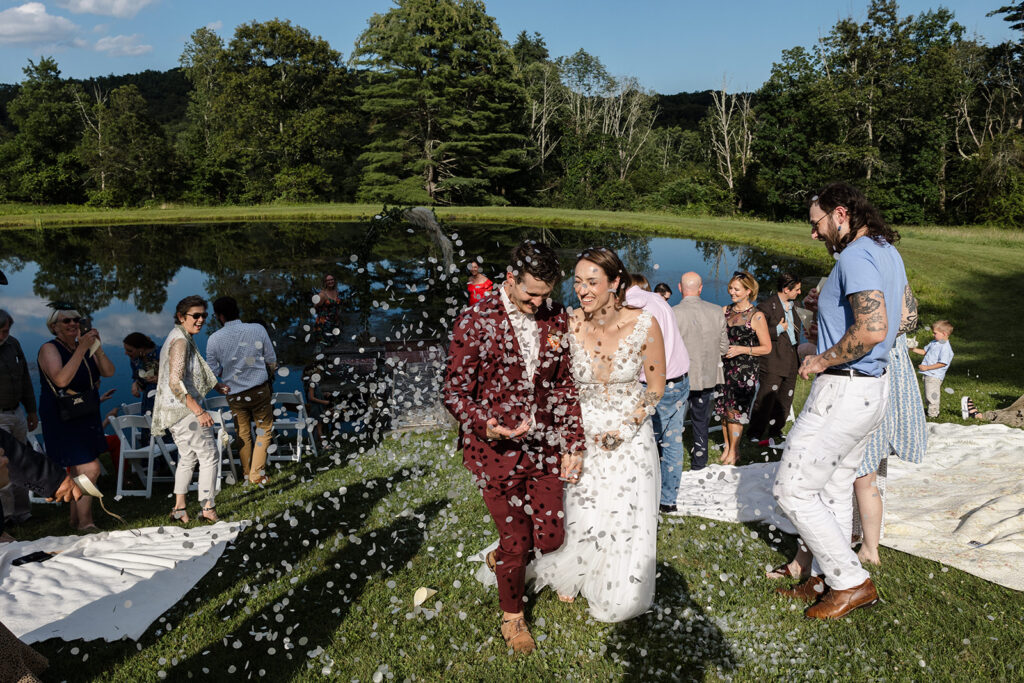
[595, 431, 623, 451]
[560, 451, 583, 483]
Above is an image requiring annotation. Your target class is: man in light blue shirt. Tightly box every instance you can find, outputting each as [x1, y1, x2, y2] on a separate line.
[772, 182, 911, 621]
[206, 297, 278, 485]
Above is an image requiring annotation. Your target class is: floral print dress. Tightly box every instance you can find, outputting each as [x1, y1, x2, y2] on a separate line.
[719, 304, 759, 424]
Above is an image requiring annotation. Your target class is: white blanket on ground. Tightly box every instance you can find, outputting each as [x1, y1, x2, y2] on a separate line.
[0, 522, 243, 643]
[673, 423, 1024, 592]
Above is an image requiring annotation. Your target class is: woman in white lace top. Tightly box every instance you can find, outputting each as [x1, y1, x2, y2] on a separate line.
[151, 295, 229, 523]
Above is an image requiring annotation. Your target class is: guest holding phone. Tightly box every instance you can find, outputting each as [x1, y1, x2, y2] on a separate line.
[37, 304, 115, 532]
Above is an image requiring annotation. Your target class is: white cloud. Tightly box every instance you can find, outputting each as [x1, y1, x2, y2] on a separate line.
[0, 3, 80, 46]
[96, 311, 168, 342]
[204, 20, 222, 31]
[92, 22, 110, 33]
[94, 33, 152, 56]
[55, 0, 157, 19]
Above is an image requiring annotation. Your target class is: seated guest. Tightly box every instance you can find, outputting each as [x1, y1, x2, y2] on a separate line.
[962, 394, 1024, 428]
[151, 296, 229, 523]
[123, 332, 160, 416]
[654, 282, 672, 301]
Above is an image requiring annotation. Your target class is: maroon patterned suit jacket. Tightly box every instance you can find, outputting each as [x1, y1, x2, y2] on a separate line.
[443, 291, 585, 482]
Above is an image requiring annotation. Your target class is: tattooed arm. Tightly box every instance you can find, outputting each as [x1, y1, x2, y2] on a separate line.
[799, 290, 888, 379]
[898, 283, 918, 335]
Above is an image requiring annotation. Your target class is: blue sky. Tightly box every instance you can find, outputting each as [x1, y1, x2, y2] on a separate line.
[0, 0, 1016, 92]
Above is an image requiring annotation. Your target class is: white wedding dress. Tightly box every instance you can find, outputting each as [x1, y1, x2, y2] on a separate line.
[530, 309, 661, 621]
[470, 310, 661, 622]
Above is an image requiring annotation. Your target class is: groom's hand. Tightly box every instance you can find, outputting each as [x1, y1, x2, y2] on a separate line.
[485, 417, 531, 441]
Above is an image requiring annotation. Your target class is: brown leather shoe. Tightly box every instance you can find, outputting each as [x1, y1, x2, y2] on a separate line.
[486, 550, 496, 573]
[805, 578, 879, 619]
[776, 575, 827, 603]
[500, 616, 536, 654]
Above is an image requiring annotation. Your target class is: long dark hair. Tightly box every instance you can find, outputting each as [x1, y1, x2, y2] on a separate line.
[576, 246, 631, 307]
[813, 182, 900, 250]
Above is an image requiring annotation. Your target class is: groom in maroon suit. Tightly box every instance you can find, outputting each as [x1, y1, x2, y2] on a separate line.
[443, 241, 585, 654]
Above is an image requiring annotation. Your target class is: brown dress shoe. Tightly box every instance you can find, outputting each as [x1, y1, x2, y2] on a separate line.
[500, 616, 536, 654]
[776, 575, 827, 603]
[485, 550, 496, 573]
[805, 578, 879, 619]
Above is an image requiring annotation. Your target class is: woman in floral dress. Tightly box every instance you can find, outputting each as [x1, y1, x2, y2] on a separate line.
[719, 271, 771, 465]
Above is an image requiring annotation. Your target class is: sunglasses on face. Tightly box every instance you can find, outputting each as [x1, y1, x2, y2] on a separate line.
[184, 312, 208, 320]
[60, 317, 81, 325]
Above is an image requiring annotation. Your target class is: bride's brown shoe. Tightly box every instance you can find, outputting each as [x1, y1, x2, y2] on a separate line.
[500, 616, 536, 654]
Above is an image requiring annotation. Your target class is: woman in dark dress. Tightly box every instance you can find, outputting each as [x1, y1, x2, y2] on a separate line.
[719, 271, 771, 465]
[37, 306, 115, 530]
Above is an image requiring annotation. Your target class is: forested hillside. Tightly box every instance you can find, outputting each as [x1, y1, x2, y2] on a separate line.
[1, 0, 1022, 226]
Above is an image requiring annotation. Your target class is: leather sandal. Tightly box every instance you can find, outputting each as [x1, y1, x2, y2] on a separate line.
[765, 562, 810, 581]
[500, 616, 536, 654]
[169, 507, 189, 524]
[485, 550, 496, 573]
[200, 506, 218, 523]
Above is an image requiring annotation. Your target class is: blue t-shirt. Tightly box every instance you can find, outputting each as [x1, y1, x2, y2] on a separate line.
[920, 339, 953, 380]
[816, 237, 908, 377]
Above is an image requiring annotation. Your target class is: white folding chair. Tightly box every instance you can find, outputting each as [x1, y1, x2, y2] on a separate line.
[209, 409, 236, 487]
[270, 390, 317, 461]
[25, 426, 59, 505]
[112, 414, 178, 498]
[120, 401, 142, 416]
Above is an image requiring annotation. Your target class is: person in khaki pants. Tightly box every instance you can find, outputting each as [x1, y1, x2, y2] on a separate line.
[206, 297, 278, 485]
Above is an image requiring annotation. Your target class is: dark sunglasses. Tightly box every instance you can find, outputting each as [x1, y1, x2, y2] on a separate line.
[185, 312, 208, 320]
[60, 317, 82, 324]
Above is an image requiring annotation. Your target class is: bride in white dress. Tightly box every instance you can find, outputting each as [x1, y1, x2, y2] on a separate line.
[531, 246, 666, 622]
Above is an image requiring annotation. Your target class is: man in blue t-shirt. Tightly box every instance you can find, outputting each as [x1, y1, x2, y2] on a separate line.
[772, 182, 912, 620]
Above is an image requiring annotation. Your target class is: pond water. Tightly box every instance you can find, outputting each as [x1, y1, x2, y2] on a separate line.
[0, 219, 817, 430]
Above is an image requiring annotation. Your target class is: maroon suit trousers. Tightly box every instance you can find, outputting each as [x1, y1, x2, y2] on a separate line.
[479, 464, 565, 613]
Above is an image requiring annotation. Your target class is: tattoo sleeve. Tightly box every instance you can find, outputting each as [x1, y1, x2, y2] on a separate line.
[898, 284, 918, 335]
[820, 290, 888, 367]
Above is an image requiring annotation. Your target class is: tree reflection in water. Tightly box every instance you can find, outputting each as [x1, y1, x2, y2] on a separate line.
[0, 213, 813, 452]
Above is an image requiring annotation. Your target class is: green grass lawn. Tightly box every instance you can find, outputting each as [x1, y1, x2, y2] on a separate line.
[5, 204, 1024, 680]
[17, 426, 1023, 681]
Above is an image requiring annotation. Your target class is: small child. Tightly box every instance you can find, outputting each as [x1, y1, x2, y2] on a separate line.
[911, 319, 954, 418]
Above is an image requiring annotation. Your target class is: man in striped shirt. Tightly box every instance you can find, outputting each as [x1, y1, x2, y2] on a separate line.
[207, 297, 278, 485]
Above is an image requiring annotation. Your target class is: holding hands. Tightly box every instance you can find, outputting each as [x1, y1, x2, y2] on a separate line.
[485, 416, 531, 441]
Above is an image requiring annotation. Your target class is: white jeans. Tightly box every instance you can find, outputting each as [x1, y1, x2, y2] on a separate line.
[169, 414, 219, 504]
[773, 373, 889, 590]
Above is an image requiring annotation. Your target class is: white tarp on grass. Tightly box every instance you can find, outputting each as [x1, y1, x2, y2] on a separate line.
[672, 423, 1024, 592]
[0, 521, 243, 643]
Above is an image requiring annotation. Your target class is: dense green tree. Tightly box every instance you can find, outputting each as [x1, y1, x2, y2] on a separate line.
[0, 58, 85, 203]
[77, 84, 175, 205]
[353, 0, 530, 205]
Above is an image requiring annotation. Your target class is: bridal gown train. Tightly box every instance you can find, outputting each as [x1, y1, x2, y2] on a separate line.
[530, 310, 661, 622]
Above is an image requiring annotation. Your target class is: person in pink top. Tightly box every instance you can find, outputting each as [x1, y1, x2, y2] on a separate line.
[625, 275, 691, 513]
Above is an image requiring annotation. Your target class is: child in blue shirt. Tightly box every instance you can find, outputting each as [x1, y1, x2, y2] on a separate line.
[911, 320, 954, 418]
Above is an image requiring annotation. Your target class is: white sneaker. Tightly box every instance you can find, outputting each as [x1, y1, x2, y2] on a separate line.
[961, 396, 970, 420]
